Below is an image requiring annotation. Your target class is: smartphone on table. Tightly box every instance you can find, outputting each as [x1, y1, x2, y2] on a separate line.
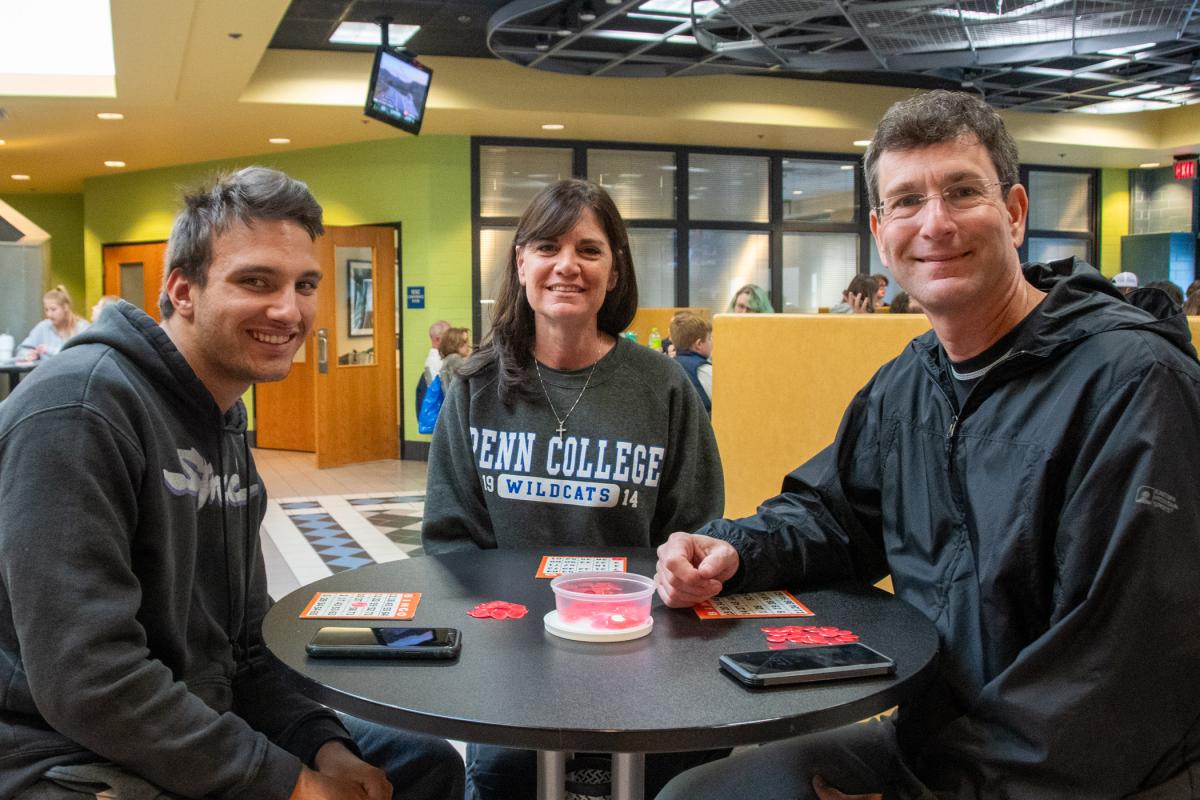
[306, 626, 461, 659]
[719, 642, 895, 688]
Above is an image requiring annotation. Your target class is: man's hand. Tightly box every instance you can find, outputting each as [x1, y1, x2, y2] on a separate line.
[289, 766, 369, 800]
[812, 774, 882, 800]
[287, 740, 391, 800]
[654, 532, 739, 607]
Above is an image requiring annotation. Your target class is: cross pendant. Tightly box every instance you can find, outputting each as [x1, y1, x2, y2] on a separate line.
[555, 421, 566, 437]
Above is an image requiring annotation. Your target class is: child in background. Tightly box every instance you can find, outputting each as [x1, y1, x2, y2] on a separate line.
[669, 312, 712, 413]
[437, 326, 471, 389]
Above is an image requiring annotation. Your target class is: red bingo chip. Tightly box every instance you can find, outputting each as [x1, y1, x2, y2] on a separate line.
[468, 600, 529, 620]
[760, 624, 859, 648]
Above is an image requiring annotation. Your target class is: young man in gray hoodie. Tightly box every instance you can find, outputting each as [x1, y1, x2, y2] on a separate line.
[0, 167, 463, 800]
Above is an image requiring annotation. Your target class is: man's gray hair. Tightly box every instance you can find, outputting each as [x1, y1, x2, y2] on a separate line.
[429, 320, 450, 341]
[863, 90, 1020, 211]
[159, 166, 324, 318]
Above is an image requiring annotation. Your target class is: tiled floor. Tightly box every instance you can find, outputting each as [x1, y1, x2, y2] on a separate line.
[252, 448, 431, 600]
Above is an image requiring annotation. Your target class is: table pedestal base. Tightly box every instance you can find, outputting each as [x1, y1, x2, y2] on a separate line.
[535, 749, 648, 800]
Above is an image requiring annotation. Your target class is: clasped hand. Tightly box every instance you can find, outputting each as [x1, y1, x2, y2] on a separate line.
[654, 532, 739, 607]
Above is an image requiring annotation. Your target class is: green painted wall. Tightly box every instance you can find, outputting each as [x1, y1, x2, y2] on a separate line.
[1099, 168, 1130, 276]
[81, 134, 472, 443]
[0, 192, 86, 307]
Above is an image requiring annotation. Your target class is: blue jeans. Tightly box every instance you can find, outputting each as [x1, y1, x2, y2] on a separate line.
[654, 718, 931, 800]
[339, 713, 465, 800]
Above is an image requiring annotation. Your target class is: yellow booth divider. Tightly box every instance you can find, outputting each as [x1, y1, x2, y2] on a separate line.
[712, 313, 930, 519]
[714, 314, 1200, 521]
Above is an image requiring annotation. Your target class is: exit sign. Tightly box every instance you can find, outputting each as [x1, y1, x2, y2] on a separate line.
[1176, 159, 1196, 179]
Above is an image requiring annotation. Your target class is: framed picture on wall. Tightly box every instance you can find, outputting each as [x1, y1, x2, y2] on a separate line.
[348, 259, 374, 336]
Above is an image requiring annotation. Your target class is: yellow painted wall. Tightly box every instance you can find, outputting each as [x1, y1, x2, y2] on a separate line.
[1099, 168, 1129, 276]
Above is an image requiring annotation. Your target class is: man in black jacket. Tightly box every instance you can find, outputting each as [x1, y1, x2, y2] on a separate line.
[655, 91, 1200, 799]
[0, 167, 463, 800]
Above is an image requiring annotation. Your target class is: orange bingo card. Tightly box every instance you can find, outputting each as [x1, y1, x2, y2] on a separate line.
[535, 555, 628, 578]
[299, 592, 422, 620]
[693, 590, 814, 620]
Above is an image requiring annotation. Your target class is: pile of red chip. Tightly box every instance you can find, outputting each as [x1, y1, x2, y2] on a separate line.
[761, 625, 858, 650]
[467, 600, 528, 620]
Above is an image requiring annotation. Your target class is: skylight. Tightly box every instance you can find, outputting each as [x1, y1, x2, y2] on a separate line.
[0, 0, 115, 97]
[329, 22, 419, 47]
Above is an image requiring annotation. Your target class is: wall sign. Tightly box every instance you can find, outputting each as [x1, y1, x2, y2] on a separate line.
[407, 286, 425, 309]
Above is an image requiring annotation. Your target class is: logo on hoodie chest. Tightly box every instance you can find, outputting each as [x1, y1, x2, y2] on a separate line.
[163, 447, 258, 509]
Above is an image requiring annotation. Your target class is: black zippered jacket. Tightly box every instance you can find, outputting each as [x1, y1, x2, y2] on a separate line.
[0, 303, 348, 798]
[703, 258, 1200, 797]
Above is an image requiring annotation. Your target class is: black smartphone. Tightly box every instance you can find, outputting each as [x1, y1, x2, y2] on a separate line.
[305, 626, 461, 659]
[719, 642, 895, 687]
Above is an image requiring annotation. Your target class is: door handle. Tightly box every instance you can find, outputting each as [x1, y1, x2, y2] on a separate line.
[317, 328, 328, 374]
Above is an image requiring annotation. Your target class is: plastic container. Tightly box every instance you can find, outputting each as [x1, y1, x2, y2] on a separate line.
[549, 571, 654, 633]
[647, 327, 662, 350]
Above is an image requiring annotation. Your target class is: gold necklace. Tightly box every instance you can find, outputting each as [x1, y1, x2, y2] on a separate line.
[533, 342, 603, 438]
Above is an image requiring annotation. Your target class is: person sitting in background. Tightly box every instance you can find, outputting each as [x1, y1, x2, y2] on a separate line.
[889, 291, 924, 314]
[1112, 270, 1139, 295]
[437, 326, 471, 389]
[424, 319, 450, 384]
[89, 294, 121, 324]
[828, 274, 878, 314]
[1144, 279, 1184, 308]
[870, 273, 890, 308]
[728, 283, 774, 313]
[669, 312, 713, 413]
[421, 178, 725, 800]
[1186, 279, 1200, 315]
[16, 285, 89, 362]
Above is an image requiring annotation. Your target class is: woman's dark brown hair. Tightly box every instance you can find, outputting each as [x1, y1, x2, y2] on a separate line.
[461, 179, 638, 404]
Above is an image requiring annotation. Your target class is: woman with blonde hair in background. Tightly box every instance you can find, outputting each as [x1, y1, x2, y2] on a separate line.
[727, 283, 774, 313]
[16, 285, 89, 362]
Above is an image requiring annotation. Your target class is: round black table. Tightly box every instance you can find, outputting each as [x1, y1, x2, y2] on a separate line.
[263, 549, 938, 800]
[0, 361, 36, 392]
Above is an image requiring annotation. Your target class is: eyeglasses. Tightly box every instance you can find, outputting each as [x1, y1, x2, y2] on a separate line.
[874, 179, 1009, 221]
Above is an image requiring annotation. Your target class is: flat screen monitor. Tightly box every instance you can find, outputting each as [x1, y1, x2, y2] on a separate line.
[363, 47, 432, 135]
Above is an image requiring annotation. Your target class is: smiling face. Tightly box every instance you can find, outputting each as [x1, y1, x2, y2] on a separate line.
[869, 136, 1027, 318]
[516, 207, 618, 333]
[162, 217, 321, 410]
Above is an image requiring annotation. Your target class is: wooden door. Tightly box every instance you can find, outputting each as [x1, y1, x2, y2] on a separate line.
[102, 241, 167, 321]
[313, 225, 398, 468]
[255, 334, 317, 452]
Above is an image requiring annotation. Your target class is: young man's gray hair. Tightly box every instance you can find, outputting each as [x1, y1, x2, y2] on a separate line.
[863, 90, 1020, 210]
[159, 166, 324, 318]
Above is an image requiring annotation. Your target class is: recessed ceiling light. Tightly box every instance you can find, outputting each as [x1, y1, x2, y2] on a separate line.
[97, 112, 124, 120]
[792, 190, 804, 195]
[329, 22, 419, 46]
[853, 139, 872, 147]
[840, 164, 854, 170]
[541, 123, 565, 130]
[268, 137, 291, 144]
[11, 174, 30, 181]
[1139, 162, 1161, 168]
[104, 160, 125, 168]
